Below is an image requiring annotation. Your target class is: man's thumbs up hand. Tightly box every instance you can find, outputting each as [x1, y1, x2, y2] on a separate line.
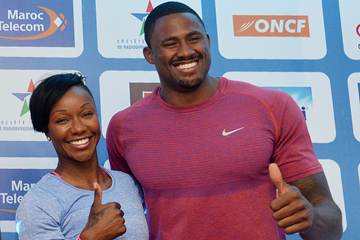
[269, 163, 290, 196]
[269, 163, 314, 235]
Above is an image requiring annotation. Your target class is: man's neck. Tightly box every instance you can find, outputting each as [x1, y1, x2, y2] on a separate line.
[160, 76, 219, 107]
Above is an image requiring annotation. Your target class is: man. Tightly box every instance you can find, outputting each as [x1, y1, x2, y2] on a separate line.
[106, 2, 342, 239]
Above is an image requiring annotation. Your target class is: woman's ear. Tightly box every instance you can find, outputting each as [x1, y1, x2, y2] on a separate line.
[45, 133, 51, 141]
[143, 47, 154, 64]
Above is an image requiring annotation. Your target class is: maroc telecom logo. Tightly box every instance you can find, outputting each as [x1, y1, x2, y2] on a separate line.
[0, 6, 67, 41]
[131, 0, 153, 36]
[233, 15, 310, 37]
[12, 79, 34, 117]
[0, 208, 16, 214]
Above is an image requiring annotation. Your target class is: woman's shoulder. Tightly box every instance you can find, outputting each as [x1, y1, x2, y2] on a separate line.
[21, 174, 57, 198]
[16, 174, 66, 217]
[19, 173, 89, 209]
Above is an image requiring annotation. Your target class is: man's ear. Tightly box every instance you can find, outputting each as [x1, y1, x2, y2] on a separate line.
[143, 47, 154, 64]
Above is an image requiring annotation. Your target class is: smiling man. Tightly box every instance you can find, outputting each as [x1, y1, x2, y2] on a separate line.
[106, 2, 342, 240]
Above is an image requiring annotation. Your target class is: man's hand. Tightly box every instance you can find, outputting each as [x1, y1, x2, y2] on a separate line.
[80, 183, 126, 240]
[269, 163, 315, 234]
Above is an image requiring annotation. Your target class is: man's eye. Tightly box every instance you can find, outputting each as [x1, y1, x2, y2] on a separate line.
[163, 42, 177, 47]
[189, 37, 201, 42]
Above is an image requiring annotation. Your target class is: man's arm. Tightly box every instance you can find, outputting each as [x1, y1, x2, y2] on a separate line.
[269, 163, 343, 240]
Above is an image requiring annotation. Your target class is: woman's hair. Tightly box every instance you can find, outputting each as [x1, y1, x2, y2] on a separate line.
[30, 72, 93, 133]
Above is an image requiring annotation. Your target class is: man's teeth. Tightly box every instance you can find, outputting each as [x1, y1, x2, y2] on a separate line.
[70, 138, 89, 145]
[177, 62, 197, 69]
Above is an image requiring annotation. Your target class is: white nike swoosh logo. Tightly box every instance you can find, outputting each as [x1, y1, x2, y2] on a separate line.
[222, 127, 244, 136]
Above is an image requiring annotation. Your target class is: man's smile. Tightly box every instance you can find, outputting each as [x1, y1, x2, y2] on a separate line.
[175, 61, 198, 70]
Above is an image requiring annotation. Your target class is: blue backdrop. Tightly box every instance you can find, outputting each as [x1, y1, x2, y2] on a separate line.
[0, 0, 359, 239]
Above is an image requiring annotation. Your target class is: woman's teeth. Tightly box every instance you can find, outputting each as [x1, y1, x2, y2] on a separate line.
[70, 138, 89, 145]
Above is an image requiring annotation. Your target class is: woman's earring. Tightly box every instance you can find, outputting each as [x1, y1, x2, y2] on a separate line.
[47, 136, 51, 141]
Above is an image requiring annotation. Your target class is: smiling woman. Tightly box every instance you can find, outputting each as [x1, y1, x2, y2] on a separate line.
[45, 85, 101, 168]
[15, 73, 149, 240]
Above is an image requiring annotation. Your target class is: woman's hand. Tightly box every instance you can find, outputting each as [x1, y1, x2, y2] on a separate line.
[79, 183, 126, 240]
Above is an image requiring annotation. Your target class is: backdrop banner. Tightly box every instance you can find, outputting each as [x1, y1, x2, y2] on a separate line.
[0, 0, 359, 239]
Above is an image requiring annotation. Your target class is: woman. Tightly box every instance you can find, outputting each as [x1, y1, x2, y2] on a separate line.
[16, 73, 148, 240]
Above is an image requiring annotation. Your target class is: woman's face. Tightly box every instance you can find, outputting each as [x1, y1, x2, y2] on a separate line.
[46, 86, 101, 164]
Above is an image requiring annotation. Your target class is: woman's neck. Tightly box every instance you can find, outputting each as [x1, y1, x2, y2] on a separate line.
[54, 160, 112, 191]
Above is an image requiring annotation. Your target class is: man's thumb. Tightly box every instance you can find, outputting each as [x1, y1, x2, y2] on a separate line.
[93, 182, 102, 205]
[269, 163, 289, 196]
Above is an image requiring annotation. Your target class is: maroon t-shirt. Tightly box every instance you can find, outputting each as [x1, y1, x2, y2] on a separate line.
[107, 77, 322, 240]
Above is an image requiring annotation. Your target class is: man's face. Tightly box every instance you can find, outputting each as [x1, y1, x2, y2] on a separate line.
[144, 12, 211, 93]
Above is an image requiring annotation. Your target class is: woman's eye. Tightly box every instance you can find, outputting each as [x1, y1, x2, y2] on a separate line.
[84, 112, 94, 117]
[55, 118, 67, 123]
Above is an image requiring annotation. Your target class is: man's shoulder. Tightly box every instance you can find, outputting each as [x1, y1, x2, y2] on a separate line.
[109, 89, 159, 123]
[221, 77, 288, 98]
[219, 77, 296, 113]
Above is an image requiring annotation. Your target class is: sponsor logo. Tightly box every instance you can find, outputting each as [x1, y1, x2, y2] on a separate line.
[0, 157, 57, 231]
[264, 87, 313, 121]
[97, 0, 200, 58]
[143, 91, 153, 98]
[0, 7, 68, 40]
[129, 82, 160, 105]
[0, 78, 36, 137]
[348, 74, 360, 142]
[0, 167, 53, 230]
[131, 0, 153, 36]
[233, 15, 310, 37]
[222, 127, 244, 136]
[0, 1, 74, 47]
[116, 0, 153, 50]
[12, 79, 34, 117]
[99, 71, 160, 136]
[357, 24, 360, 37]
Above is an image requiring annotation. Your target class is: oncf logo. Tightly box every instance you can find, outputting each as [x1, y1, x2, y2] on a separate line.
[233, 15, 310, 37]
